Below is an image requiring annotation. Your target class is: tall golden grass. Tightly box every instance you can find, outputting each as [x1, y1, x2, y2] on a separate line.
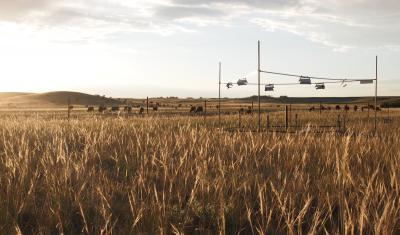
[0, 111, 399, 234]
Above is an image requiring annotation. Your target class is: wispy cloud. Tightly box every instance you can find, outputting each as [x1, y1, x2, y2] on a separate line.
[0, 0, 398, 50]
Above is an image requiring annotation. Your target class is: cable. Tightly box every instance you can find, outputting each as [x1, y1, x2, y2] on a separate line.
[222, 80, 360, 87]
[259, 70, 375, 82]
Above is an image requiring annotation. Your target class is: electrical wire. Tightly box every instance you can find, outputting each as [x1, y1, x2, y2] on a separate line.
[259, 70, 375, 82]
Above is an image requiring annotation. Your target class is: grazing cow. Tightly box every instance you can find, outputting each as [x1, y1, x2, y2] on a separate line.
[139, 107, 145, 114]
[309, 106, 315, 112]
[98, 106, 107, 113]
[111, 106, 120, 112]
[153, 106, 158, 111]
[246, 106, 252, 114]
[87, 106, 95, 112]
[327, 106, 332, 111]
[124, 106, 132, 113]
[320, 105, 327, 111]
[190, 106, 196, 113]
[239, 108, 245, 114]
[335, 105, 341, 111]
[344, 105, 350, 112]
[195, 106, 203, 113]
[354, 105, 358, 112]
[376, 107, 382, 111]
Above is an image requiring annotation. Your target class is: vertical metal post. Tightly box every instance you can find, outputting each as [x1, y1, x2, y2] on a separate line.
[375, 56, 378, 133]
[218, 62, 221, 128]
[146, 97, 149, 114]
[258, 40, 261, 132]
[267, 114, 270, 132]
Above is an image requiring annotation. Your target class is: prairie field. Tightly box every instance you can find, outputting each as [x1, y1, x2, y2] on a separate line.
[0, 108, 400, 234]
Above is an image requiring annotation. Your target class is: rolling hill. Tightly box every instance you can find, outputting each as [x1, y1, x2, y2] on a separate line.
[0, 91, 124, 108]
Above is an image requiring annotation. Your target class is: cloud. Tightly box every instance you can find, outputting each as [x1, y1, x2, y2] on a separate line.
[0, 0, 398, 50]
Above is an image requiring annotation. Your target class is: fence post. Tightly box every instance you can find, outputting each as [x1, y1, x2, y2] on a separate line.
[266, 114, 270, 133]
[289, 104, 292, 127]
[204, 99, 207, 121]
[285, 105, 289, 132]
[295, 114, 298, 128]
[337, 114, 341, 133]
[238, 111, 242, 131]
[146, 97, 149, 114]
[67, 98, 71, 122]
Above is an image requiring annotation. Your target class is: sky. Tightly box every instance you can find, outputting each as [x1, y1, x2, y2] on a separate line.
[0, 0, 398, 98]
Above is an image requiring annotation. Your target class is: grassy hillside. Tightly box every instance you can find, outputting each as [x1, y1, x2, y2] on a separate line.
[0, 91, 123, 108]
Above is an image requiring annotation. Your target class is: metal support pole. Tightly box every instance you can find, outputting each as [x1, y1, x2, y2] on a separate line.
[267, 115, 270, 132]
[218, 62, 221, 128]
[375, 56, 378, 133]
[258, 40, 261, 132]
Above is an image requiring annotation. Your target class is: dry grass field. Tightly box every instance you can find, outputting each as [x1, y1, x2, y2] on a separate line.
[0, 107, 399, 234]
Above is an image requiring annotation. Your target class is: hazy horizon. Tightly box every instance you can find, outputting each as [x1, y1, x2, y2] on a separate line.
[0, 0, 398, 98]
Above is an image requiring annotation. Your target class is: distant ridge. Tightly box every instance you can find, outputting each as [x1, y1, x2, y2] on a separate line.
[0, 91, 124, 108]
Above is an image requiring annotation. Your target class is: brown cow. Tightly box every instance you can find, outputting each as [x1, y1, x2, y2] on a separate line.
[124, 106, 132, 113]
[87, 106, 95, 112]
[98, 106, 107, 113]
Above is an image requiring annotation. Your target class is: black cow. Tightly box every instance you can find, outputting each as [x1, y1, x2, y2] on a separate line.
[139, 107, 145, 114]
[111, 106, 120, 112]
[195, 106, 203, 113]
[87, 107, 95, 112]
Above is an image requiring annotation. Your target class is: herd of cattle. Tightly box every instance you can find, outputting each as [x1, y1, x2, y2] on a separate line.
[307, 104, 382, 112]
[80, 103, 382, 114]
